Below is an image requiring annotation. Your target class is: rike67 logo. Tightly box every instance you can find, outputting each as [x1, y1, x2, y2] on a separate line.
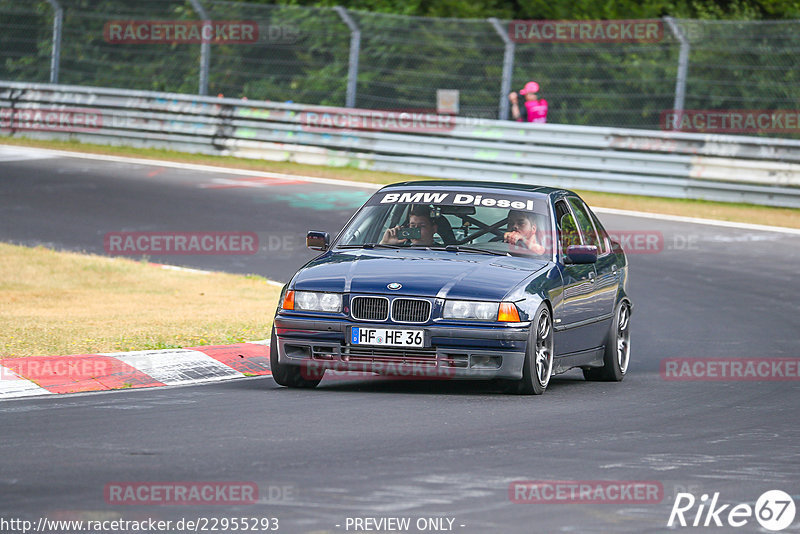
[668, 490, 796, 531]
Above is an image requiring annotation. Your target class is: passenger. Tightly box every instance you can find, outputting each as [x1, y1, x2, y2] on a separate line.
[504, 210, 545, 254]
[381, 205, 438, 246]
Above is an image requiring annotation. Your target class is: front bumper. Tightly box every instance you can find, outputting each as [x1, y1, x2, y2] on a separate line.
[273, 315, 530, 380]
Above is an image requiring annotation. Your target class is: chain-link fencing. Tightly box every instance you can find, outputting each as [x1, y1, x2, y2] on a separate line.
[1, 1, 798, 133]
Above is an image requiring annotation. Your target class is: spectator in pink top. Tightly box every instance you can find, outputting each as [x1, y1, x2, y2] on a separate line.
[508, 81, 548, 123]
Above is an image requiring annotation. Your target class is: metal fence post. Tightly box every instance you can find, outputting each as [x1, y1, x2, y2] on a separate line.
[189, 0, 210, 96]
[45, 0, 62, 84]
[488, 18, 514, 120]
[664, 17, 690, 130]
[334, 6, 360, 108]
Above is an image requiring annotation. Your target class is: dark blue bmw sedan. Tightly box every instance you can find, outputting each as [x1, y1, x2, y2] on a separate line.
[271, 181, 632, 394]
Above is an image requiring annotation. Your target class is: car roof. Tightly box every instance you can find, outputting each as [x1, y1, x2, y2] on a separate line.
[379, 180, 573, 198]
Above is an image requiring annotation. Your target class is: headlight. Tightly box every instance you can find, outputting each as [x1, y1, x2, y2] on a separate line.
[474, 302, 498, 320]
[443, 300, 500, 321]
[443, 300, 522, 322]
[292, 291, 342, 313]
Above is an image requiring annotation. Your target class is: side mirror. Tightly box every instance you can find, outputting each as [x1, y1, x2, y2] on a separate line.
[306, 231, 330, 251]
[565, 245, 597, 264]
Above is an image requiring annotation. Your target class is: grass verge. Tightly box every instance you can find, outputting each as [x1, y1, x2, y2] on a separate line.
[0, 242, 281, 358]
[2, 136, 798, 229]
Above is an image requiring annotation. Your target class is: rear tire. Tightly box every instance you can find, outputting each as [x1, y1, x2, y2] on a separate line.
[502, 304, 553, 395]
[583, 301, 631, 382]
[269, 326, 323, 388]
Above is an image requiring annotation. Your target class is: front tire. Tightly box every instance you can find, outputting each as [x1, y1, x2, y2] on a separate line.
[502, 304, 553, 395]
[583, 301, 631, 382]
[269, 326, 323, 388]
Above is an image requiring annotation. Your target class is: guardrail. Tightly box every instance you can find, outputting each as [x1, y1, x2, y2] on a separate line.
[2, 81, 800, 208]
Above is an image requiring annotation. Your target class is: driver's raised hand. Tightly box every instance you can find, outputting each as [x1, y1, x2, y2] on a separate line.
[381, 226, 403, 245]
[504, 231, 546, 254]
[504, 230, 525, 247]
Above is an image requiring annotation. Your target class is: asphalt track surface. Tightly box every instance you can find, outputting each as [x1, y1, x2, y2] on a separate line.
[1, 147, 799, 533]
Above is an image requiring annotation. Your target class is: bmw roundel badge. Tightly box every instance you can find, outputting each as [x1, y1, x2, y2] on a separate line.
[387, 282, 402, 290]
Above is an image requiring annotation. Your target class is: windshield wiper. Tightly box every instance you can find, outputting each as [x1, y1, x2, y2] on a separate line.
[340, 244, 509, 256]
[434, 245, 510, 256]
[337, 243, 403, 249]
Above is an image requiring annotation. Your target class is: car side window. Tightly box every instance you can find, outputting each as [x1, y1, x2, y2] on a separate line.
[587, 208, 610, 255]
[567, 197, 600, 250]
[555, 200, 581, 254]
[340, 205, 392, 245]
[378, 204, 412, 236]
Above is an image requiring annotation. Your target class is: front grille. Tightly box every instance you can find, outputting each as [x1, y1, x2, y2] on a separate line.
[392, 298, 431, 323]
[343, 346, 437, 366]
[351, 296, 389, 321]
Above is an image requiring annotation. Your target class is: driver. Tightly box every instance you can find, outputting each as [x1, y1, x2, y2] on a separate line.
[381, 205, 438, 246]
[504, 210, 545, 254]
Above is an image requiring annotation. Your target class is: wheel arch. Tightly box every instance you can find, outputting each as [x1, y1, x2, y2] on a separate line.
[615, 289, 633, 315]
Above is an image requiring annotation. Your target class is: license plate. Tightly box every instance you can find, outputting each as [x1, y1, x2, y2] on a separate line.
[351, 327, 424, 347]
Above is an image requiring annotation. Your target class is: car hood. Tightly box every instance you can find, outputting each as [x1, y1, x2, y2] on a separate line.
[291, 249, 548, 301]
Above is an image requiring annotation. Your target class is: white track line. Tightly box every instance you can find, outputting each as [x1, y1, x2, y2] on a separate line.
[0, 145, 380, 190]
[0, 145, 57, 162]
[150, 263, 213, 274]
[149, 263, 283, 286]
[0, 365, 53, 399]
[593, 207, 800, 235]
[3, 145, 797, 233]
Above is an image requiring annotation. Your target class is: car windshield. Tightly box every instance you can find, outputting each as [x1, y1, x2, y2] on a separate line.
[334, 189, 554, 257]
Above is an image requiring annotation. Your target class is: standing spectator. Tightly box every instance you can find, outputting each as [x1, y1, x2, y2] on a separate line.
[508, 81, 548, 123]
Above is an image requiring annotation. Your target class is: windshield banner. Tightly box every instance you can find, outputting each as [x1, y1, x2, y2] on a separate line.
[370, 191, 547, 213]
